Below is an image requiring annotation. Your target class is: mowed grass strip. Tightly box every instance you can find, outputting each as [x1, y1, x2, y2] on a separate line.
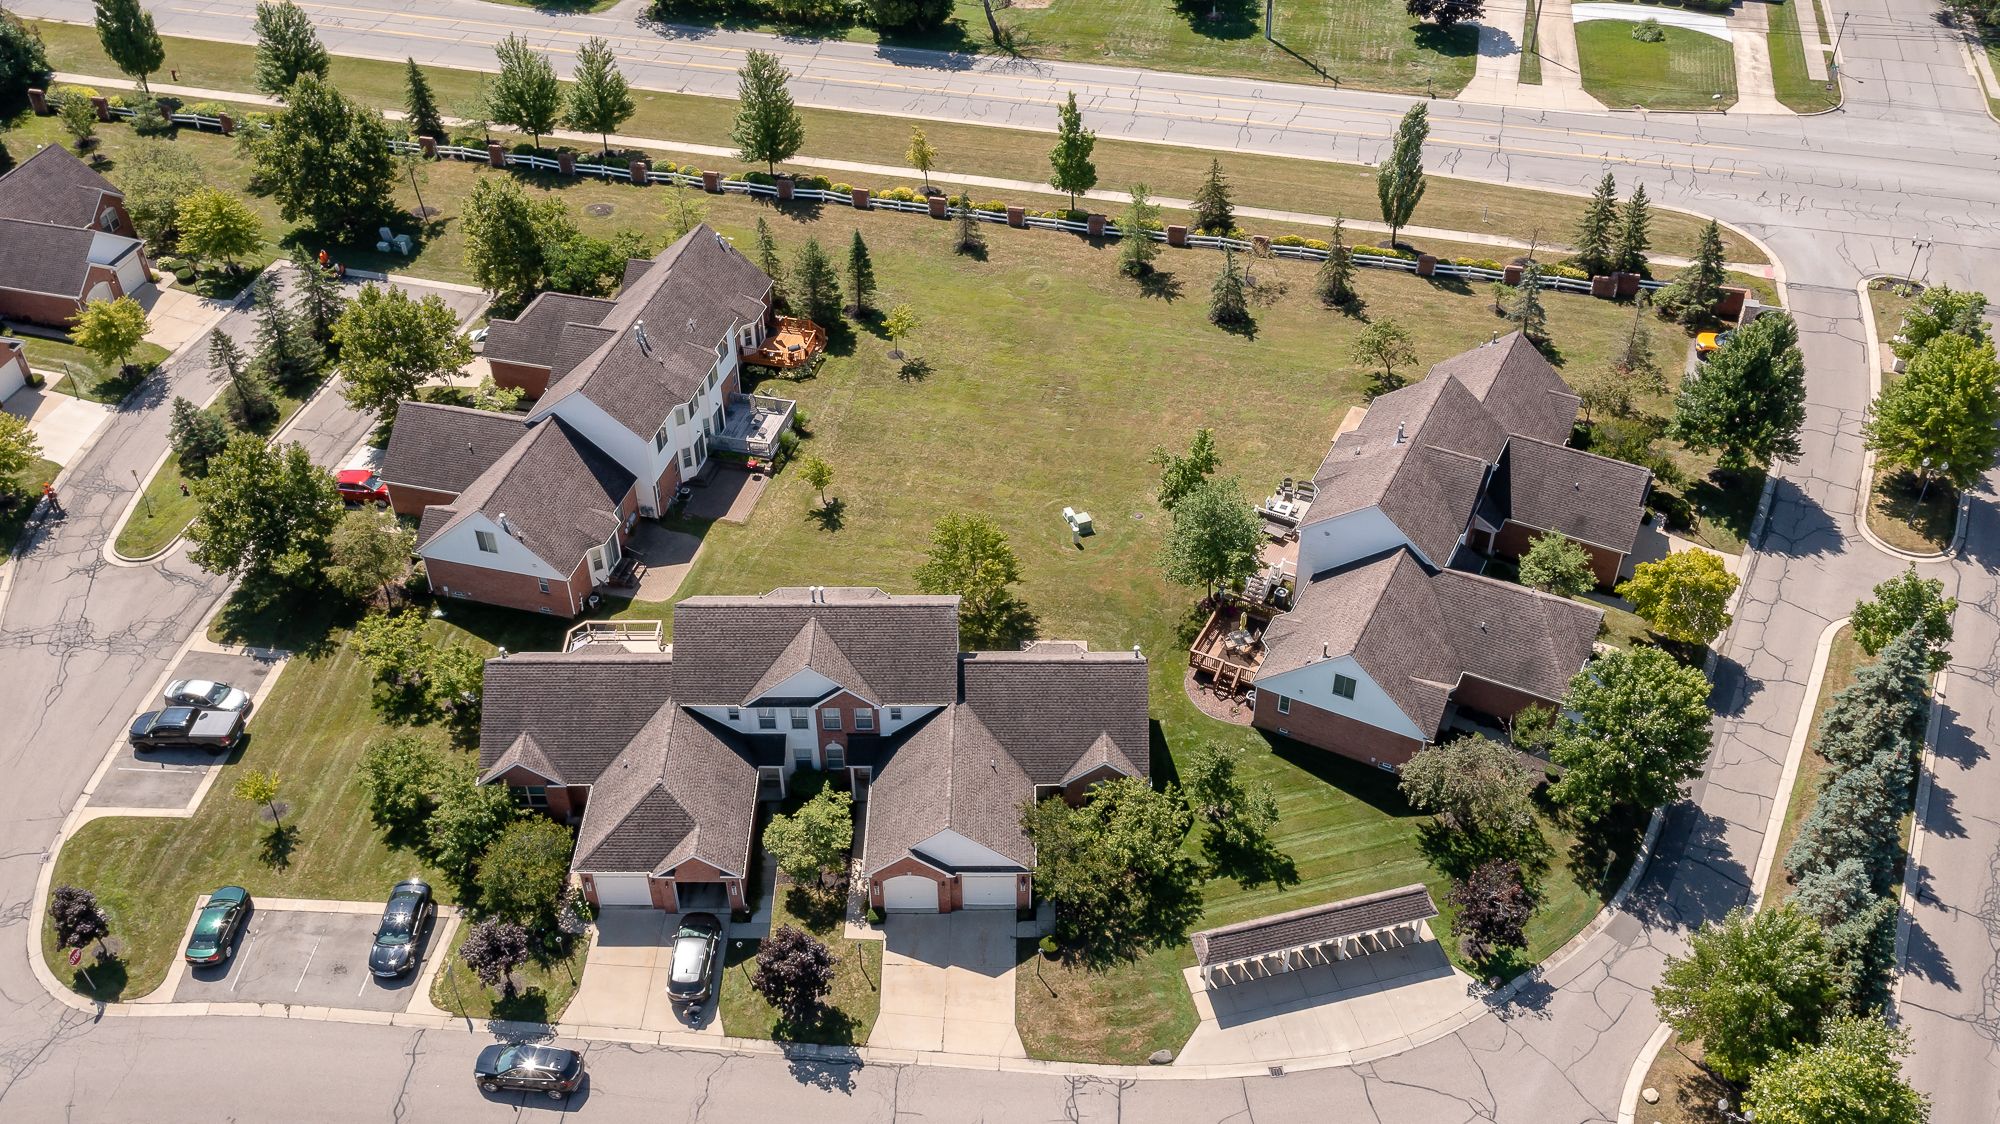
[1575, 22, 1738, 111]
[1767, 0, 1838, 113]
[23, 17, 1764, 264]
[429, 917, 592, 1023]
[1762, 624, 1861, 905]
[718, 890, 883, 1045]
[4, 328, 171, 403]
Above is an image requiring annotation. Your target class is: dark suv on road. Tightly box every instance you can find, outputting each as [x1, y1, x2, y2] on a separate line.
[128, 706, 246, 752]
[368, 879, 436, 977]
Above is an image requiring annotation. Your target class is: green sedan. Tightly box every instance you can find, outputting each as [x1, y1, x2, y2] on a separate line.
[185, 886, 251, 967]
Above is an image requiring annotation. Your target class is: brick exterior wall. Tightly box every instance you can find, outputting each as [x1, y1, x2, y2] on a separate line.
[96, 194, 137, 239]
[385, 481, 457, 517]
[1494, 521, 1625, 589]
[489, 764, 583, 821]
[422, 489, 637, 616]
[865, 857, 1031, 913]
[815, 690, 878, 750]
[1252, 689, 1427, 769]
[488, 359, 553, 399]
[1061, 763, 1128, 804]
[651, 455, 682, 513]
[1449, 674, 1557, 725]
[0, 287, 84, 327]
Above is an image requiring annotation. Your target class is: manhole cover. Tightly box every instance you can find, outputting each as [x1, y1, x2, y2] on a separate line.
[585, 203, 615, 217]
[410, 205, 438, 219]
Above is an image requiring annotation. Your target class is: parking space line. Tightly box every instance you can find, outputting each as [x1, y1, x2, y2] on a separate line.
[358, 966, 371, 998]
[294, 939, 319, 992]
[230, 929, 257, 992]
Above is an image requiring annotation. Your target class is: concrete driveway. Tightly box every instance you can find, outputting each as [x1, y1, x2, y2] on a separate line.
[869, 912, 1023, 1057]
[2, 384, 108, 468]
[1176, 932, 1474, 1067]
[136, 284, 233, 354]
[564, 908, 723, 1035]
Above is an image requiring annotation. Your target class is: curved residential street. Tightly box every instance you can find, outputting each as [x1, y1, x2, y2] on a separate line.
[4, 0, 2000, 1118]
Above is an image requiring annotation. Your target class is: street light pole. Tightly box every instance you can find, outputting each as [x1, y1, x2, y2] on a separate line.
[1917, 455, 1935, 508]
[131, 468, 150, 517]
[1265, 0, 1273, 40]
[1905, 238, 1930, 284]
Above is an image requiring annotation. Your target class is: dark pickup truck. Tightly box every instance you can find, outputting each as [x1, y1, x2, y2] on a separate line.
[129, 706, 246, 752]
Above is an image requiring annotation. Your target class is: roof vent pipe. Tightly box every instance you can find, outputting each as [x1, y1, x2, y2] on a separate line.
[634, 319, 650, 353]
[1395, 422, 1406, 444]
[1132, 644, 1142, 660]
[1322, 642, 1329, 658]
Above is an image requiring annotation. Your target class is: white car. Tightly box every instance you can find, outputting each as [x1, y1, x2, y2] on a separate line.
[164, 679, 253, 715]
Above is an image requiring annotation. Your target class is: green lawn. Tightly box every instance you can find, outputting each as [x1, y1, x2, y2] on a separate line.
[42, 619, 494, 1001]
[1, 457, 62, 556]
[1867, 278, 1919, 371]
[22, 18, 1765, 266]
[1575, 22, 1737, 111]
[3, 329, 170, 404]
[1869, 469, 1958, 554]
[1519, 0, 1544, 85]
[429, 918, 591, 1023]
[1768, 0, 1839, 113]
[1762, 625, 1860, 904]
[1016, 941, 1197, 1064]
[113, 383, 317, 560]
[718, 888, 883, 1045]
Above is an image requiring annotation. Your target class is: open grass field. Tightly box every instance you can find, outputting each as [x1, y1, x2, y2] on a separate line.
[1768, 0, 1839, 113]
[21, 18, 1766, 266]
[41, 618, 497, 1001]
[718, 888, 884, 1044]
[429, 918, 592, 1023]
[1761, 624, 1860, 904]
[1575, 22, 1737, 111]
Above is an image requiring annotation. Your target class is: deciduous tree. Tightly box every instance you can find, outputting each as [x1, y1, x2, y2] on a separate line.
[1351, 318, 1416, 397]
[1400, 734, 1539, 839]
[1863, 332, 2000, 491]
[1851, 566, 1955, 669]
[1890, 283, 1988, 361]
[186, 437, 341, 586]
[1159, 476, 1263, 601]
[0, 414, 37, 496]
[1181, 742, 1280, 858]
[113, 139, 205, 249]
[914, 512, 1031, 648]
[94, 0, 163, 95]
[905, 124, 936, 189]
[1448, 858, 1533, 960]
[57, 86, 97, 149]
[233, 769, 285, 829]
[1377, 102, 1428, 248]
[732, 50, 805, 174]
[764, 782, 854, 890]
[753, 925, 837, 1025]
[0, 14, 54, 116]
[1152, 428, 1220, 511]
[883, 303, 919, 359]
[1406, 0, 1487, 27]
[1021, 776, 1204, 967]
[50, 885, 110, 956]
[70, 296, 149, 373]
[1654, 904, 1842, 1083]
[1548, 645, 1715, 822]
[257, 75, 397, 235]
[462, 177, 573, 305]
[1518, 532, 1596, 597]
[252, 0, 329, 97]
[1048, 91, 1097, 209]
[175, 188, 263, 271]
[1744, 1016, 1929, 1124]
[490, 34, 560, 149]
[326, 510, 413, 603]
[357, 732, 444, 840]
[799, 454, 833, 506]
[461, 918, 531, 996]
[1618, 548, 1740, 646]
[564, 36, 634, 157]
[427, 754, 520, 883]
[1670, 308, 1808, 470]
[334, 284, 473, 421]
[477, 817, 574, 926]
[1119, 183, 1160, 279]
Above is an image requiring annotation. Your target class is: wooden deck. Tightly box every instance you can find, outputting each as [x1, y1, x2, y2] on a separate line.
[742, 316, 826, 370]
[1187, 605, 1270, 694]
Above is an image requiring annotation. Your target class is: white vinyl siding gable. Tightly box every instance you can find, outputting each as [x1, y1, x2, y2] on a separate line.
[1255, 654, 1431, 741]
[911, 829, 1027, 871]
[420, 512, 565, 580]
[1297, 506, 1427, 581]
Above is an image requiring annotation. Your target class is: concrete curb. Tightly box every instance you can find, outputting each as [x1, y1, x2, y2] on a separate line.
[1747, 615, 1849, 905]
[1850, 274, 1970, 563]
[1616, 1021, 1676, 1124]
[1889, 665, 1951, 1022]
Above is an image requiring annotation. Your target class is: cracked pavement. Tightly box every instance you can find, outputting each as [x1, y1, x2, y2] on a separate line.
[2, 0, 2000, 1117]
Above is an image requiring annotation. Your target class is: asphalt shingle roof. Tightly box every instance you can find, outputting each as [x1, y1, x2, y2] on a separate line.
[414, 417, 635, 572]
[959, 647, 1151, 784]
[483, 291, 616, 375]
[0, 218, 96, 298]
[861, 706, 1039, 874]
[1495, 437, 1653, 556]
[1427, 331, 1580, 446]
[532, 225, 773, 440]
[0, 144, 122, 229]
[1193, 884, 1439, 966]
[378, 401, 527, 496]
[1430, 570, 1603, 703]
[478, 651, 676, 786]
[670, 588, 960, 704]
[573, 707, 767, 876]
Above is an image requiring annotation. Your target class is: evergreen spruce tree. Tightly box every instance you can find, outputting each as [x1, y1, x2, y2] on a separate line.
[1613, 183, 1652, 274]
[248, 273, 321, 393]
[1191, 157, 1234, 235]
[1508, 263, 1548, 341]
[1315, 216, 1356, 307]
[1208, 250, 1251, 330]
[954, 191, 985, 255]
[845, 231, 876, 317]
[212, 330, 276, 429]
[404, 59, 446, 143]
[1616, 293, 1663, 391]
[251, 0, 329, 98]
[1574, 172, 1618, 277]
[1119, 184, 1161, 279]
[1376, 102, 1428, 248]
[1659, 219, 1728, 327]
[288, 245, 344, 350]
[1047, 91, 1097, 210]
[754, 218, 788, 309]
[793, 238, 841, 326]
[95, 0, 164, 97]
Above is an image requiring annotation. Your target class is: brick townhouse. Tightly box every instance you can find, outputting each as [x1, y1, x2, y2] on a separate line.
[0, 144, 149, 328]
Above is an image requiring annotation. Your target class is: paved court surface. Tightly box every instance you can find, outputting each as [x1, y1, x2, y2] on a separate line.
[136, 284, 235, 354]
[1175, 932, 1477, 1066]
[565, 908, 724, 1035]
[869, 912, 1023, 1057]
[173, 907, 431, 1012]
[2, 384, 109, 469]
[89, 649, 283, 810]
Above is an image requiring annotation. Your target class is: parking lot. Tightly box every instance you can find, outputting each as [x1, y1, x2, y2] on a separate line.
[172, 905, 437, 1013]
[88, 649, 282, 811]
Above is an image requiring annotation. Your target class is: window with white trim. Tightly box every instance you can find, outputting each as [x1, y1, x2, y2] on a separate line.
[1276, 695, 1291, 715]
[654, 423, 670, 452]
[825, 743, 845, 769]
[680, 447, 695, 468]
[854, 709, 874, 731]
[515, 786, 549, 810]
[1332, 674, 1357, 700]
[537, 578, 550, 594]
[475, 530, 498, 553]
[821, 710, 841, 731]
[675, 405, 687, 425]
[757, 708, 777, 730]
[727, 706, 740, 721]
[790, 708, 809, 730]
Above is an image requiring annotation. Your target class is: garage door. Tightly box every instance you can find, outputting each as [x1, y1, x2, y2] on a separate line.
[0, 358, 22, 403]
[881, 875, 939, 913]
[114, 251, 147, 295]
[960, 874, 1018, 910]
[592, 874, 653, 907]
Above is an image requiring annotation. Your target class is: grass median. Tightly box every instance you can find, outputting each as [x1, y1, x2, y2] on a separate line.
[718, 887, 883, 1045]
[1575, 21, 1737, 111]
[23, 17, 1765, 265]
[2, 329, 170, 404]
[112, 382, 315, 560]
[1768, 0, 1839, 113]
[1761, 624, 1861, 905]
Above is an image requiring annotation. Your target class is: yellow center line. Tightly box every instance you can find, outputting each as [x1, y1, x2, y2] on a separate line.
[276, 0, 1744, 154]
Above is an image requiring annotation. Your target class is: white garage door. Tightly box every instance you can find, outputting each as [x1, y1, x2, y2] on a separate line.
[0, 357, 23, 403]
[881, 875, 940, 913]
[960, 874, 1018, 910]
[592, 874, 653, 907]
[114, 251, 147, 295]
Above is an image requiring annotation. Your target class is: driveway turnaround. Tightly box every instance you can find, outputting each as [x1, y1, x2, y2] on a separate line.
[869, 912, 1023, 1057]
[87, 648, 284, 811]
[173, 907, 432, 1013]
[1176, 933, 1475, 1066]
[564, 908, 723, 1035]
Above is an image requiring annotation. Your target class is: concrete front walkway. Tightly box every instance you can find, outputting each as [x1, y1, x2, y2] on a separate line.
[1461, 0, 1607, 111]
[1176, 932, 1475, 1067]
[869, 912, 1024, 1057]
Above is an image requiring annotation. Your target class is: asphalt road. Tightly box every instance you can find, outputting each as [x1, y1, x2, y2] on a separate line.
[3, 0, 2000, 1119]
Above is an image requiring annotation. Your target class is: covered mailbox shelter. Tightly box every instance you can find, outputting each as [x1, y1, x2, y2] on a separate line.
[1192, 883, 1440, 988]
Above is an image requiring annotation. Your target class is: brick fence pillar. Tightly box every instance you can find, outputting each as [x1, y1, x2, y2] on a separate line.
[1503, 263, 1525, 285]
[418, 135, 438, 158]
[1006, 205, 1026, 228]
[486, 142, 505, 168]
[27, 88, 47, 115]
[1614, 271, 1641, 299]
[1715, 285, 1748, 321]
[776, 175, 794, 202]
[1590, 274, 1615, 299]
[850, 187, 870, 210]
[702, 170, 721, 192]
[1087, 213, 1106, 237]
[557, 151, 575, 176]
[629, 159, 649, 185]
[90, 96, 111, 122]
[217, 112, 235, 136]
[926, 195, 947, 219]
[1166, 224, 1188, 247]
[1252, 234, 1272, 255]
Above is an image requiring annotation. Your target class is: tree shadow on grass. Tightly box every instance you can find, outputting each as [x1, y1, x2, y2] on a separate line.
[1203, 830, 1299, 890]
[1172, 0, 1259, 41]
[65, 952, 131, 1003]
[489, 986, 554, 1023]
[209, 578, 359, 657]
[782, 885, 847, 932]
[1137, 269, 1184, 302]
[1873, 470, 1958, 550]
[259, 823, 300, 869]
[806, 497, 846, 531]
[896, 356, 933, 382]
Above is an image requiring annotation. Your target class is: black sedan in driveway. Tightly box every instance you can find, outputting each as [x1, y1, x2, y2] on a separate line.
[474, 1043, 585, 1099]
[667, 911, 723, 1005]
[368, 879, 435, 977]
